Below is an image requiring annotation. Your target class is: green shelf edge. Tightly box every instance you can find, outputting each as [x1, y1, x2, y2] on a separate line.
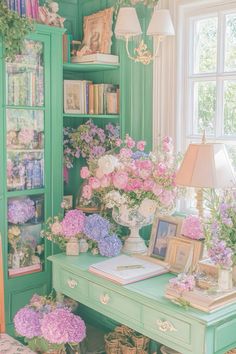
[7, 188, 45, 198]
[63, 62, 120, 73]
[63, 114, 120, 119]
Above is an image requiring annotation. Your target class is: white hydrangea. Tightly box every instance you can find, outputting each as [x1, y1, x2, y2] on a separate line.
[104, 191, 127, 208]
[138, 198, 157, 218]
[98, 155, 119, 175]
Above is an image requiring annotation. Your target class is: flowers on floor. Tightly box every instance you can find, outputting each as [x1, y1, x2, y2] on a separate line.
[204, 189, 236, 264]
[63, 121, 120, 181]
[181, 215, 204, 240]
[80, 135, 180, 215]
[14, 293, 86, 353]
[42, 210, 122, 257]
[8, 198, 35, 224]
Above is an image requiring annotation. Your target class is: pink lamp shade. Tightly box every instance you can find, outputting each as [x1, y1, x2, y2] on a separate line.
[147, 9, 175, 36]
[114, 7, 142, 39]
[176, 142, 236, 189]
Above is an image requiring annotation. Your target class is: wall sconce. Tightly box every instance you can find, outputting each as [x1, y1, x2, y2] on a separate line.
[114, 7, 175, 65]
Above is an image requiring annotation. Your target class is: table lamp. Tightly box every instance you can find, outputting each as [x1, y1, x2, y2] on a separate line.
[176, 137, 236, 217]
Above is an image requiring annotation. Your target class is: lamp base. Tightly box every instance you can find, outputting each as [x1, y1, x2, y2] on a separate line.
[122, 226, 147, 254]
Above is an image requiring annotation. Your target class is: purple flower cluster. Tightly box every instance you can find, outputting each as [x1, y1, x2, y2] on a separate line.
[14, 294, 86, 346]
[169, 274, 195, 295]
[208, 238, 233, 268]
[8, 198, 35, 224]
[84, 214, 122, 257]
[61, 209, 86, 238]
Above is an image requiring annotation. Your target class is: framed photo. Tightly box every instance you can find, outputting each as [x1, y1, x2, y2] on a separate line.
[165, 236, 203, 274]
[83, 8, 113, 54]
[63, 195, 73, 210]
[148, 215, 183, 260]
[64, 80, 82, 114]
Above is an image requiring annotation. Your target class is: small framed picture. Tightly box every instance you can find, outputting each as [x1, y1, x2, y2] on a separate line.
[148, 215, 183, 260]
[83, 8, 113, 54]
[64, 80, 82, 114]
[165, 236, 203, 273]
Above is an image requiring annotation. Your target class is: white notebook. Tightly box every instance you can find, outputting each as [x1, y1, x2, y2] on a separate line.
[89, 254, 168, 285]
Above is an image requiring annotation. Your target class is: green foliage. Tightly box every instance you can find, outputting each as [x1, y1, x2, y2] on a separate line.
[0, 2, 34, 60]
[114, 0, 159, 18]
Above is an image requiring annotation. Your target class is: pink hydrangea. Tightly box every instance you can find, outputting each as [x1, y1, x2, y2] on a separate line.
[61, 209, 85, 237]
[181, 215, 204, 240]
[119, 148, 133, 159]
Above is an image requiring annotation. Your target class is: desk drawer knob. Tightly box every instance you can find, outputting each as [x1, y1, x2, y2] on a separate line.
[67, 279, 78, 289]
[156, 320, 177, 332]
[100, 294, 110, 305]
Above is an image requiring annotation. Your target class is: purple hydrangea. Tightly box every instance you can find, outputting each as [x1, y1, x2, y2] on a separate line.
[41, 308, 86, 345]
[8, 198, 35, 224]
[61, 209, 86, 238]
[84, 214, 110, 241]
[14, 307, 42, 338]
[98, 234, 122, 257]
[169, 274, 195, 295]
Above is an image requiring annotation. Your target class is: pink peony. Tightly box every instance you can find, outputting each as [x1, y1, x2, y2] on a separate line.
[82, 184, 92, 199]
[51, 222, 63, 235]
[143, 180, 155, 191]
[157, 162, 167, 174]
[80, 166, 90, 179]
[152, 184, 162, 196]
[89, 177, 100, 189]
[100, 175, 111, 188]
[112, 172, 129, 189]
[125, 135, 135, 148]
[125, 178, 143, 191]
[181, 215, 204, 240]
[137, 140, 146, 151]
[115, 138, 122, 147]
[119, 148, 133, 159]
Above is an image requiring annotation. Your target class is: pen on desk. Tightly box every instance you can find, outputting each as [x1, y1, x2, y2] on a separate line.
[116, 264, 144, 270]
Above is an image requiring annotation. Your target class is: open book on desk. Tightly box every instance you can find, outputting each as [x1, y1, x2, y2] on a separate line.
[89, 254, 169, 285]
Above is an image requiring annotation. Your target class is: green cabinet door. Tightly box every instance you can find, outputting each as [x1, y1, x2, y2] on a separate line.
[0, 25, 64, 335]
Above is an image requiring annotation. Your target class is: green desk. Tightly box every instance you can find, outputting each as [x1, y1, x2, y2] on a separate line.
[49, 253, 236, 354]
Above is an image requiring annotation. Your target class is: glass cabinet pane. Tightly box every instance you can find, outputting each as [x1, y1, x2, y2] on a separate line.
[7, 195, 44, 277]
[6, 109, 44, 191]
[6, 40, 44, 107]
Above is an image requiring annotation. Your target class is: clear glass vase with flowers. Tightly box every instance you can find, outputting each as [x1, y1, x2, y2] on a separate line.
[79, 135, 181, 254]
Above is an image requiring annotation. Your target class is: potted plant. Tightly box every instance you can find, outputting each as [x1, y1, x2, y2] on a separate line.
[0, 2, 33, 60]
[14, 293, 86, 354]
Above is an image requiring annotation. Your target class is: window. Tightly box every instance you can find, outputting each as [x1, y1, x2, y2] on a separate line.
[183, 4, 236, 168]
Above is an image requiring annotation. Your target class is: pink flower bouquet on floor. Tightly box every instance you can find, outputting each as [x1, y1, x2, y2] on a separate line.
[79, 134, 180, 216]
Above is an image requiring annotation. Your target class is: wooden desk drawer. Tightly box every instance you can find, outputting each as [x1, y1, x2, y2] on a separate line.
[89, 283, 141, 322]
[143, 307, 191, 346]
[214, 317, 236, 352]
[60, 268, 89, 300]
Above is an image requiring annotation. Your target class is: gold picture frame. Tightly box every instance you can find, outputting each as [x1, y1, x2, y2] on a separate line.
[83, 7, 114, 54]
[165, 236, 204, 274]
[148, 215, 184, 261]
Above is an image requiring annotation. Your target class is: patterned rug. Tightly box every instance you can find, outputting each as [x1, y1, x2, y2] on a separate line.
[0, 333, 35, 353]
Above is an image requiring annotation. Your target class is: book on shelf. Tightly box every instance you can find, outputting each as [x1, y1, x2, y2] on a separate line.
[8, 263, 42, 277]
[71, 53, 119, 64]
[165, 285, 236, 312]
[89, 254, 169, 285]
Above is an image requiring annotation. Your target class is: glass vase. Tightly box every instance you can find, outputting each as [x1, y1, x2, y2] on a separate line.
[218, 267, 233, 291]
[66, 237, 79, 256]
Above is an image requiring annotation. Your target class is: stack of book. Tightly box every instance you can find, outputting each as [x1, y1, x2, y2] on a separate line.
[71, 53, 119, 65]
[64, 80, 119, 115]
[165, 285, 236, 312]
[6, 0, 39, 19]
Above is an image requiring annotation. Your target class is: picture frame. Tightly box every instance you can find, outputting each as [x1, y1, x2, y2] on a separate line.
[165, 236, 204, 274]
[63, 195, 73, 210]
[64, 80, 82, 114]
[148, 215, 184, 260]
[83, 7, 114, 54]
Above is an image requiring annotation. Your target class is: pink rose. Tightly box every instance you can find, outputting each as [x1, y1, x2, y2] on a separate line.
[115, 139, 122, 147]
[80, 166, 90, 179]
[137, 140, 146, 151]
[152, 184, 162, 196]
[119, 148, 133, 159]
[157, 162, 167, 175]
[112, 172, 129, 189]
[143, 180, 155, 191]
[89, 177, 100, 189]
[125, 135, 135, 148]
[100, 175, 111, 188]
[125, 178, 143, 191]
[51, 222, 63, 235]
[82, 184, 92, 199]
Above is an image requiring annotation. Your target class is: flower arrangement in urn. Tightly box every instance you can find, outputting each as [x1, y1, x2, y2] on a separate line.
[42, 210, 122, 257]
[14, 293, 86, 354]
[79, 134, 180, 253]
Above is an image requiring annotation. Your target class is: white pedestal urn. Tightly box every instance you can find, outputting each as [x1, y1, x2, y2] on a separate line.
[66, 237, 79, 256]
[218, 267, 233, 291]
[112, 205, 154, 254]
